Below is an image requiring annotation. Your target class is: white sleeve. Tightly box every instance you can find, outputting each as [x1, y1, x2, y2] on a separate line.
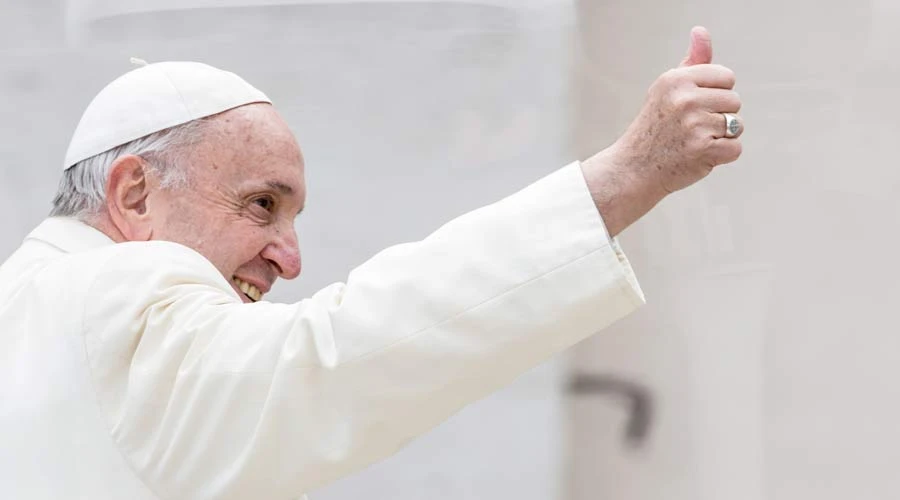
[82, 162, 645, 500]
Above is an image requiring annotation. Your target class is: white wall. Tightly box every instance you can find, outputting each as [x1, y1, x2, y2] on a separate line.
[568, 1, 900, 499]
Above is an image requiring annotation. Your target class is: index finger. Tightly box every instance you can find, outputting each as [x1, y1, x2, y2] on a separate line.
[682, 64, 736, 89]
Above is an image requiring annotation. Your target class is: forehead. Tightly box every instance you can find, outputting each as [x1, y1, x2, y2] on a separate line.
[195, 104, 306, 196]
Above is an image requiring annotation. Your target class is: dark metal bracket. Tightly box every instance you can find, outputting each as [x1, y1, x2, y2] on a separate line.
[567, 373, 654, 447]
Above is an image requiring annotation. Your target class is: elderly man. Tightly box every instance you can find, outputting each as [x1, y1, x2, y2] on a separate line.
[0, 27, 741, 499]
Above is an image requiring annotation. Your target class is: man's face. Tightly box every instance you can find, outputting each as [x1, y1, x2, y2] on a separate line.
[147, 103, 306, 303]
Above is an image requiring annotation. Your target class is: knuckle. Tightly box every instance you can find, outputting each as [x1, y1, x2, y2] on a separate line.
[661, 68, 680, 81]
[659, 68, 686, 87]
[725, 140, 743, 162]
[688, 135, 711, 156]
[670, 90, 696, 112]
[682, 111, 705, 131]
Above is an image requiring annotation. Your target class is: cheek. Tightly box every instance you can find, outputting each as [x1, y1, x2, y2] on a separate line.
[214, 227, 270, 273]
[154, 210, 237, 273]
[151, 199, 269, 276]
[231, 231, 268, 260]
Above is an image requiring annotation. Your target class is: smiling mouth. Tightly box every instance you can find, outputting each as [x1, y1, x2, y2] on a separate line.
[233, 277, 263, 302]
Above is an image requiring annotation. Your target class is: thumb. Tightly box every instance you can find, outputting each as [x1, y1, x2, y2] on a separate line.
[679, 26, 712, 67]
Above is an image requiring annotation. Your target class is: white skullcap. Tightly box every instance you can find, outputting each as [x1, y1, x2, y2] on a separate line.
[63, 60, 271, 170]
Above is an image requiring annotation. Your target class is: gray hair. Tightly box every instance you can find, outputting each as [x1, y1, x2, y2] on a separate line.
[50, 118, 212, 221]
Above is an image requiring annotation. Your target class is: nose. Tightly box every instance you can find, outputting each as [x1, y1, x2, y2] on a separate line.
[261, 222, 302, 280]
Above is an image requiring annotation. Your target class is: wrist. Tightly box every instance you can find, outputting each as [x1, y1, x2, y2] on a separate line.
[580, 145, 666, 237]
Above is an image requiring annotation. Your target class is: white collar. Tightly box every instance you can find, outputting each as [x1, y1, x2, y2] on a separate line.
[25, 217, 115, 254]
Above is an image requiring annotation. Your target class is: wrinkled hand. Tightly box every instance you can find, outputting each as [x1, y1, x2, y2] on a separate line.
[582, 26, 744, 236]
[614, 26, 743, 195]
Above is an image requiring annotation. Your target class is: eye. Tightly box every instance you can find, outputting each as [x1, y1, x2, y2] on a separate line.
[253, 196, 275, 212]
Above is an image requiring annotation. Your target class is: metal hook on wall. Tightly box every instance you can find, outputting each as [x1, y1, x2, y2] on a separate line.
[567, 373, 654, 448]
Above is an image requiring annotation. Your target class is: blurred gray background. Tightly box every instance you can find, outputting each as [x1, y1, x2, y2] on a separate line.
[1, 1, 898, 499]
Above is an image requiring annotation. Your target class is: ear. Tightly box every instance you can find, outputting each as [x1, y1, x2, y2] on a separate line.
[105, 154, 154, 241]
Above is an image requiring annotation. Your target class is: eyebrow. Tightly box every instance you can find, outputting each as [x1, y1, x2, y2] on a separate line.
[266, 180, 294, 195]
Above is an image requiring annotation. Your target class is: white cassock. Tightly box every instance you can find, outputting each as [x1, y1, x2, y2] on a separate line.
[0, 162, 644, 499]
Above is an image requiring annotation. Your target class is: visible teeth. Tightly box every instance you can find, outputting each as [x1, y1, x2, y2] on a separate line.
[233, 278, 263, 302]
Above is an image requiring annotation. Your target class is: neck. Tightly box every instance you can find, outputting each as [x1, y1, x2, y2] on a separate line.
[86, 213, 128, 243]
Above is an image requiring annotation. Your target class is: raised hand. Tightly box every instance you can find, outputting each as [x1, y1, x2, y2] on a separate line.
[581, 26, 744, 236]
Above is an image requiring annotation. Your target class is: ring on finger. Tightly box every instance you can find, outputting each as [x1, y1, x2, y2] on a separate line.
[723, 113, 742, 138]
